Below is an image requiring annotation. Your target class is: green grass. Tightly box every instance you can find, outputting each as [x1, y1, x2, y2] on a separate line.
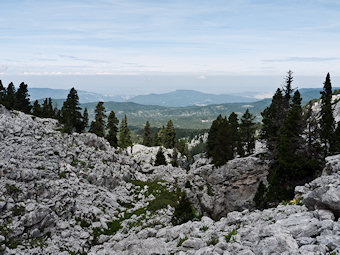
[224, 229, 237, 243]
[207, 236, 219, 246]
[177, 236, 188, 247]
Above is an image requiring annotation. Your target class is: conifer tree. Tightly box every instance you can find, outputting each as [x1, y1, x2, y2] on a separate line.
[240, 109, 256, 155]
[4, 82, 16, 110]
[152, 130, 161, 146]
[158, 125, 166, 145]
[154, 147, 167, 166]
[228, 112, 239, 157]
[32, 100, 42, 117]
[305, 102, 321, 158]
[207, 115, 233, 166]
[47, 98, 54, 117]
[118, 115, 132, 148]
[89, 101, 106, 137]
[0, 80, 7, 106]
[82, 107, 89, 131]
[14, 82, 32, 113]
[261, 88, 286, 157]
[143, 121, 152, 147]
[106, 110, 119, 147]
[320, 73, 335, 155]
[163, 120, 176, 148]
[266, 90, 320, 203]
[60, 88, 84, 133]
[283, 70, 294, 106]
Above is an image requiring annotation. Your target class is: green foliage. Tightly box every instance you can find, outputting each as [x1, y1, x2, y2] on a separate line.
[175, 139, 189, 158]
[171, 194, 195, 225]
[224, 229, 237, 243]
[154, 148, 167, 166]
[82, 107, 89, 130]
[14, 82, 32, 113]
[152, 130, 161, 146]
[200, 226, 209, 232]
[207, 115, 233, 166]
[143, 121, 152, 147]
[207, 236, 219, 246]
[106, 110, 119, 147]
[118, 115, 132, 148]
[163, 120, 176, 148]
[60, 88, 84, 133]
[206, 183, 214, 196]
[177, 236, 188, 247]
[58, 172, 66, 178]
[12, 205, 25, 216]
[320, 73, 336, 155]
[240, 109, 256, 155]
[89, 101, 106, 137]
[190, 142, 207, 157]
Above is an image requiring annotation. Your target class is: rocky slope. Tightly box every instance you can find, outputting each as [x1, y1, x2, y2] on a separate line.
[0, 105, 340, 254]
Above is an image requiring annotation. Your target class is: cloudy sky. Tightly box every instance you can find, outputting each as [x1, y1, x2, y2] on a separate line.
[1, 0, 340, 94]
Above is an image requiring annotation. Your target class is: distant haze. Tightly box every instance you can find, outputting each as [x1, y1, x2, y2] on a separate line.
[1, 74, 339, 97]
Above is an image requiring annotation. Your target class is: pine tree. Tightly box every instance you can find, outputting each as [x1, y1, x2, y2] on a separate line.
[60, 88, 84, 133]
[82, 107, 89, 131]
[14, 82, 32, 113]
[32, 100, 42, 117]
[152, 130, 161, 146]
[163, 120, 176, 148]
[89, 101, 106, 137]
[240, 109, 256, 155]
[207, 115, 233, 166]
[261, 88, 286, 157]
[266, 90, 320, 203]
[143, 121, 152, 147]
[305, 102, 321, 158]
[0, 80, 6, 106]
[283, 70, 294, 106]
[47, 98, 54, 117]
[228, 112, 239, 157]
[106, 110, 119, 147]
[4, 82, 16, 110]
[118, 115, 132, 148]
[154, 147, 167, 166]
[320, 73, 335, 155]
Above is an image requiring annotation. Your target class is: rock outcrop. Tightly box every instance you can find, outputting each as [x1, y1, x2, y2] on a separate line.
[1, 106, 340, 254]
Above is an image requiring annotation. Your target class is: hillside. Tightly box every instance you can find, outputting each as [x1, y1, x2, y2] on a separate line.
[1, 105, 340, 254]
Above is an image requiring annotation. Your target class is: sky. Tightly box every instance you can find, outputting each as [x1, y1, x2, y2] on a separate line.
[1, 0, 340, 95]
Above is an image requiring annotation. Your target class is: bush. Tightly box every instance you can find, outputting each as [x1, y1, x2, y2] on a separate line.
[171, 194, 195, 225]
[154, 148, 167, 166]
[224, 229, 237, 243]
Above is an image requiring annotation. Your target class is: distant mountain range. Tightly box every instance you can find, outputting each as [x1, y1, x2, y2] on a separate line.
[28, 88, 126, 104]
[29, 87, 339, 129]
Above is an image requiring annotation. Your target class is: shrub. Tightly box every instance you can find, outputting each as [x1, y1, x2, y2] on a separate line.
[171, 194, 195, 225]
[224, 229, 237, 243]
[177, 236, 188, 247]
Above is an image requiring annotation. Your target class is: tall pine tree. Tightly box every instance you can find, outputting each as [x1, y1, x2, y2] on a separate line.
[106, 110, 119, 147]
[14, 82, 32, 113]
[4, 82, 16, 110]
[0, 80, 6, 106]
[240, 109, 256, 155]
[82, 107, 89, 131]
[163, 120, 176, 148]
[32, 100, 42, 117]
[60, 88, 84, 133]
[89, 101, 106, 137]
[143, 121, 152, 147]
[118, 115, 132, 148]
[320, 73, 335, 156]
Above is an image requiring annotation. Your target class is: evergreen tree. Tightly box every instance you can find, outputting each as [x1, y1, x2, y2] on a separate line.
[320, 73, 335, 155]
[47, 98, 54, 117]
[118, 115, 132, 148]
[283, 70, 294, 106]
[240, 109, 256, 155]
[82, 107, 89, 131]
[266, 90, 320, 204]
[32, 100, 42, 117]
[228, 112, 239, 157]
[152, 130, 161, 146]
[106, 110, 119, 147]
[175, 139, 189, 158]
[14, 82, 32, 113]
[334, 123, 340, 154]
[41, 98, 49, 117]
[207, 115, 233, 166]
[261, 88, 286, 157]
[154, 147, 167, 166]
[60, 88, 84, 133]
[163, 120, 176, 148]
[143, 121, 152, 147]
[4, 82, 16, 110]
[158, 125, 166, 145]
[89, 101, 106, 137]
[0, 80, 7, 106]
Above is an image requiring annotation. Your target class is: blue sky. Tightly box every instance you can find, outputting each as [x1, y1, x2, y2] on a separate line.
[1, 0, 340, 94]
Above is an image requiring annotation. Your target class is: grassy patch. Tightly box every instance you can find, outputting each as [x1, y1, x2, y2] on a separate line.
[177, 236, 188, 247]
[224, 229, 237, 243]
